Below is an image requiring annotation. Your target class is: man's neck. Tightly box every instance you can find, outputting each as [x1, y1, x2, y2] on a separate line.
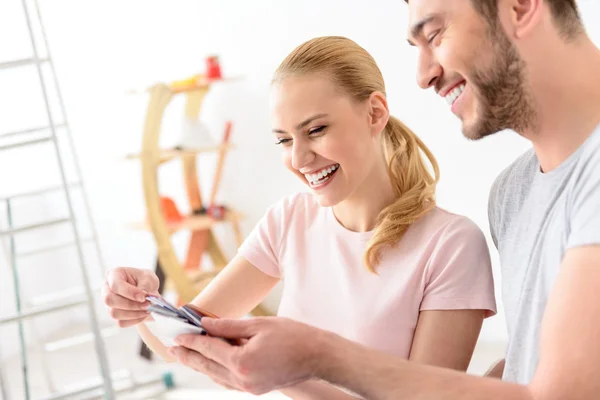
[523, 37, 600, 173]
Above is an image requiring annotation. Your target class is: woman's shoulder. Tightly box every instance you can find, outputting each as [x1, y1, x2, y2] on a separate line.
[410, 206, 486, 240]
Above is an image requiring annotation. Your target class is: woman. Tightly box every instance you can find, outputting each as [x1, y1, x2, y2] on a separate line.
[104, 36, 496, 399]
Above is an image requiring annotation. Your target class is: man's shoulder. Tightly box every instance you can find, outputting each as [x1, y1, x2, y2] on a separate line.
[489, 147, 537, 206]
[566, 122, 600, 210]
[576, 123, 600, 171]
[487, 148, 537, 247]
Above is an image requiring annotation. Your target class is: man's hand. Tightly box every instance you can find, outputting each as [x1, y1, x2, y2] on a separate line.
[102, 267, 160, 327]
[485, 359, 505, 379]
[169, 317, 323, 395]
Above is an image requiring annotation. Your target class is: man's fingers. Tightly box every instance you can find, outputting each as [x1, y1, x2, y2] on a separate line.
[175, 334, 237, 368]
[211, 378, 239, 392]
[170, 346, 236, 386]
[106, 273, 146, 302]
[201, 318, 258, 339]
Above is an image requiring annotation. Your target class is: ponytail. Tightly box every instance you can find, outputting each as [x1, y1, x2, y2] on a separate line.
[364, 116, 440, 272]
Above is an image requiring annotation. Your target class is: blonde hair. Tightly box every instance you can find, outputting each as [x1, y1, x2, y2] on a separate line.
[273, 36, 440, 272]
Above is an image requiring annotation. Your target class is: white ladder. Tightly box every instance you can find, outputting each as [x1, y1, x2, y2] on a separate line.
[0, 0, 112, 399]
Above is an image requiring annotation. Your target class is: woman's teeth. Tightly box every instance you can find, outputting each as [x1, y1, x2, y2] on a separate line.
[446, 83, 466, 105]
[305, 164, 339, 185]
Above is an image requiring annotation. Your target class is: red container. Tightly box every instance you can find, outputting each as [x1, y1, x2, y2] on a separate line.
[206, 56, 222, 81]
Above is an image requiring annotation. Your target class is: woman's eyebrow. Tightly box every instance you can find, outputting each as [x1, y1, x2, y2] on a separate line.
[273, 113, 329, 134]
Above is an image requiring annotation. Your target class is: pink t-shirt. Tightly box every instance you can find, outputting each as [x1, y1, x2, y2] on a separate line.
[238, 192, 496, 358]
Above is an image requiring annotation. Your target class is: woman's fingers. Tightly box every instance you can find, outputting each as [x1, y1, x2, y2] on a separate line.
[103, 283, 149, 311]
[109, 308, 150, 321]
[117, 316, 150, 328]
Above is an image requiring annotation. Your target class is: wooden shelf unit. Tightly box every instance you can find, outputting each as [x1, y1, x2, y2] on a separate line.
[128, 79, 270, 318]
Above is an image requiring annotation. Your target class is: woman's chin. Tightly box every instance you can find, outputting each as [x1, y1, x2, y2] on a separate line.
[302, 173, 346, 207]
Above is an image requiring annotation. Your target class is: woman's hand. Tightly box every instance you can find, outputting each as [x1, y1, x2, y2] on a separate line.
[102, 266, 160, 327]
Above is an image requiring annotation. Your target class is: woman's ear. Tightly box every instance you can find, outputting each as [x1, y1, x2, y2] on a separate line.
[368, 91, 390, 138]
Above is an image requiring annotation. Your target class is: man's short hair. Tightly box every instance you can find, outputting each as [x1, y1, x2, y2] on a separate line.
[404, 0, 583, 40]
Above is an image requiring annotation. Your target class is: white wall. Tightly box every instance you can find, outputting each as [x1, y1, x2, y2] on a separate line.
[1, 0, 599, 360]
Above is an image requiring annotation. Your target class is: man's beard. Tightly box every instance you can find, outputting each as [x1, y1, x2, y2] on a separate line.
[464, 28, 538, 140]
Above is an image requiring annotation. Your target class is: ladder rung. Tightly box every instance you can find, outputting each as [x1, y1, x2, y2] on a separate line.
[0, 181, 82, 201]
[0, 294, 88, 325]
[0, 217, 71, 237]
[45, 326, 121, 352]
[0, 136, 53, 151]
[17, 236, 94, 258]
[0, 124, 66, 139]
[30, 280, 103, 306]
[0, 57, 50, 70]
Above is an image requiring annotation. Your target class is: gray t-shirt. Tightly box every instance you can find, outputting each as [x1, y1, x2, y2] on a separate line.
[488, 123, 600, 384]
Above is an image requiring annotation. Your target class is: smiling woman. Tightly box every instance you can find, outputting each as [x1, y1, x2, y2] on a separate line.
[270, 36, 444, 271]
[105, 35, 497, 399]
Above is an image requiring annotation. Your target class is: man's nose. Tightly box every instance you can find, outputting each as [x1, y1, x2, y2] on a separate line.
[416, 50, 442, 90]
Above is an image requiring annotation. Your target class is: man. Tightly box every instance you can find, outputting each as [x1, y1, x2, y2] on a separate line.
[105, 0, 600, 398]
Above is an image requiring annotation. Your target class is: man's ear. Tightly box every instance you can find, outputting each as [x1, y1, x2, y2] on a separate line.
[368, 91, 390, 138]
[499, 0, 544, 40]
